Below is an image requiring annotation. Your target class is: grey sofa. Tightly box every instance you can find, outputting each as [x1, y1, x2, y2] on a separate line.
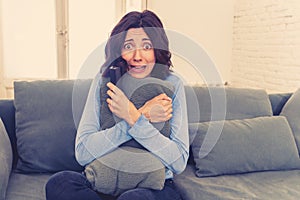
[1, 79, 300, 200]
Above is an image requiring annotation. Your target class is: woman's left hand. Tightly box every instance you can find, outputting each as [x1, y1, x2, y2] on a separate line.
[106, 82, 141, 126]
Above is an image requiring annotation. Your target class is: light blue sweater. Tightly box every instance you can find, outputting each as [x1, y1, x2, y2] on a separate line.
[75, 72, 189, 179]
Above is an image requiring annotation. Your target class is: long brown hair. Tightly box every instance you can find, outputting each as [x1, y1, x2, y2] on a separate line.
[101, 10, 172, 79]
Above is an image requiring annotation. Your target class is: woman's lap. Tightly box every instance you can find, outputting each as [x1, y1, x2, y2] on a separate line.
[45, 171, 182, 200]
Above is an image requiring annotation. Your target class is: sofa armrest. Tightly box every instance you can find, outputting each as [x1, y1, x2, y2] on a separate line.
[0, 99, 17, 168]
[0, 118, 13, 200]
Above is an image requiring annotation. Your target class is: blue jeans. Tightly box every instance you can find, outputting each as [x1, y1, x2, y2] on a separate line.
[45, 171, 183, 200]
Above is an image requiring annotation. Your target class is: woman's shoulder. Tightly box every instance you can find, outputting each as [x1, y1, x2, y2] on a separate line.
[92, 72, 109, 86]
[87, 72, 109, 95]
[93, 72, 103, 82]
[166, 72, 184, 86]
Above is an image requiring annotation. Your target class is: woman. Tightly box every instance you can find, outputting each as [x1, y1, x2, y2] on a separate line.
[46, 10, 189, 200]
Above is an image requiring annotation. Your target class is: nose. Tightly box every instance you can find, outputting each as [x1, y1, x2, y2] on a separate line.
[133, 48, 142, 62]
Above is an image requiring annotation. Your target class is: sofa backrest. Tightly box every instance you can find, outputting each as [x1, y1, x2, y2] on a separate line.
[268, 93, 292, 115]
[0, 81, 293, 170]
[184, 86, 275, 123]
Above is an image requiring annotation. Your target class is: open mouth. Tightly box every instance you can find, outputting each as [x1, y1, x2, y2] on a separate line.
[129, 65, 147, 73]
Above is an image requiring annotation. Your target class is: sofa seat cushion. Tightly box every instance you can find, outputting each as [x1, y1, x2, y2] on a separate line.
[6, 172, 51, 200]
[174, 165, 300, 200]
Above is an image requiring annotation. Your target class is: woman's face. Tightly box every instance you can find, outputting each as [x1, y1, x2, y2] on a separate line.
[121, 28, 155, 79]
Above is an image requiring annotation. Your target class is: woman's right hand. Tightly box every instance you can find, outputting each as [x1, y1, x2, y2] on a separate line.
[138, 93, 173, 123]
[106, 82, 141, 127]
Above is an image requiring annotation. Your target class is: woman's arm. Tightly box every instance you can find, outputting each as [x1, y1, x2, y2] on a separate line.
[75, 73, 132, 166]
[138, 93, 173, 123]
[128, 74, 189, 174]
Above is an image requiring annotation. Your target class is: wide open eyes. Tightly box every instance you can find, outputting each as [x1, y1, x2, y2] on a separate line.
[123, 43, 133, 50]
[122, 41, 153, 52]
[143, 42, 153, 50]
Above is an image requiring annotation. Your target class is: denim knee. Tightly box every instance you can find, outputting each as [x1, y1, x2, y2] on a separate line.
[46, 170, 102, 200]
[46, 171, 87, 200]
[46, 171, 71, 200]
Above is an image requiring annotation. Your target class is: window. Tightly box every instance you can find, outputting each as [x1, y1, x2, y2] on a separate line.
[69, 0, 116, 79]
[0, 0, 149, 98]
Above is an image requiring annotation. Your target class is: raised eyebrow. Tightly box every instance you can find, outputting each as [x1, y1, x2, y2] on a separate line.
[124, 39, 134, 43]
[124, 38, 151, 43]
[142, 38, 152, 42]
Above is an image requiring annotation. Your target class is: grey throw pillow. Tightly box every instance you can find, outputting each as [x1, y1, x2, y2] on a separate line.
[85, 146, 165, 196]
[86, 74, 173, 196]
[280, 88, 300, 154]
[0, 118, 12, 200]
[185, 86, 273, 160]
[190, 116, 300, 177]
[14, 80, 91, 173]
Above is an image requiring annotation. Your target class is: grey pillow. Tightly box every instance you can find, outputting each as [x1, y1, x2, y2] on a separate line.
[14, 80, 89, 173]
[85, 146, 165, 196]
[86, 74, 172, 196]
[280, 88, 300, 154]
[0, 118, 12, 200]
[100, 73, 174, 148]
[190, 116, 300, 177]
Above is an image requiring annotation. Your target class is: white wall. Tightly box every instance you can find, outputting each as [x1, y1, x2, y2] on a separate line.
[1, 0, 57, 79]
[148, 0, 236, 85]
[231, 0, 300, 93]
[0, 0, 118, 98]
[0, 0, 5, 97]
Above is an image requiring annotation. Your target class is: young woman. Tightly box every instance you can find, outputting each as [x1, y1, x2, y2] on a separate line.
[46, 10, 189, 200]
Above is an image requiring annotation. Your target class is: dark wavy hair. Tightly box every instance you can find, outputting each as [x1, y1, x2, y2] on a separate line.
[101, 10, 172, 80]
